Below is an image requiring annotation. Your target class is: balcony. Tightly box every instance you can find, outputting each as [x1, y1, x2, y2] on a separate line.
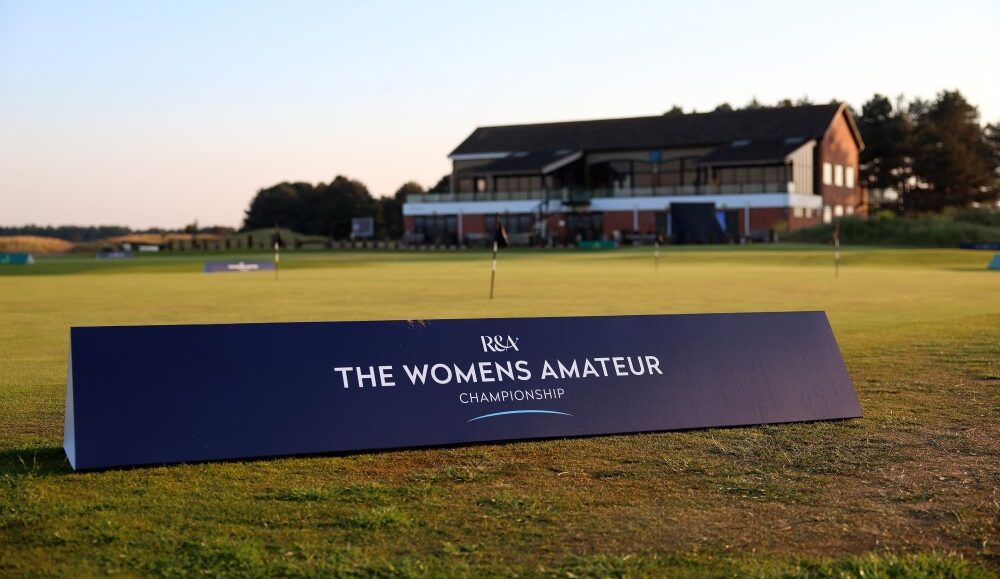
[407, 182, 798, 204]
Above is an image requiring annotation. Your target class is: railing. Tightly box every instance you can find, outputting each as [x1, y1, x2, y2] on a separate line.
[407, 182, 797, 204]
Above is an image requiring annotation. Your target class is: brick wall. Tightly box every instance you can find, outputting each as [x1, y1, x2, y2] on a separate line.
[816, 108, 861, 215]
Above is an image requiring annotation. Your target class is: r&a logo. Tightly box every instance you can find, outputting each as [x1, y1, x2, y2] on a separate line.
[481, 335, 519, 353]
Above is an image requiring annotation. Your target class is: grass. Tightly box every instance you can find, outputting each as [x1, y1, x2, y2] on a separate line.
[0, 247, 998, 577]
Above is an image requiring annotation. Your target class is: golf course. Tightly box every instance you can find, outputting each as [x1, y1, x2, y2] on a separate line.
[1, 246, 997, 577]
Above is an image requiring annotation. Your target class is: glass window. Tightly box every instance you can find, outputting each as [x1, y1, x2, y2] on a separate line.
[660, 159, 682, 186]
[763, 166, 781, 183]
[846, 166, 855, 188]
[486, 213, 534, 235]
[823, 206, 832, 223]
[565, 212, 604, 241]
[680, 158, 700, 186]
[834, 165, 844, 187]
[793, 207, 804, 218]
[834, 205, 844, 217]
[846, 206, 854, 215]
[822, 163, 833, 185]
[414, 215, 458, 244]
[633, 161, 653, 188]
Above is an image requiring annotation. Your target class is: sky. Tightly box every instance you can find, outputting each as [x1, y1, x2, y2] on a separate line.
[1, 0, 998, 229]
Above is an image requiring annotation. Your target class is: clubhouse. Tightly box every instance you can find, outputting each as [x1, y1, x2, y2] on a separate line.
[402, 103, 865, 245]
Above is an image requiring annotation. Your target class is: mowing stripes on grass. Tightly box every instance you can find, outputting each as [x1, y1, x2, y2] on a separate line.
[0, 247, 997, 576]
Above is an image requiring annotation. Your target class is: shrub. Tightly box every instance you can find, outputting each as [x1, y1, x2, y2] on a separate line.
[783, 213, 1000, 246]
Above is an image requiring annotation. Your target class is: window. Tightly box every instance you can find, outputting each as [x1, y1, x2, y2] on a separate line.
[495, 176, 542, 193]
[414, 215, 458, 244]
[834, 165, 844, 187]
[834, 205, 844, 217]
[633, 161, 654, 188]
[763, 165, 785, 184]
[822, 163, 832, 185]
[846, 206, 854, 215]
[565, 212, 604, 241]
[845, 166, 855, 188]
[486, 213, 534, 235]
[793, 207, 804, 218]
[823, 206, 832, 223]
[588, 161, 633, 192]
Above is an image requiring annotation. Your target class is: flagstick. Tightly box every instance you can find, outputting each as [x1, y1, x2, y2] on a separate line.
[274, 241, 280, 281]
[489, 240, 497, 299]
[833, 221, 840, 279]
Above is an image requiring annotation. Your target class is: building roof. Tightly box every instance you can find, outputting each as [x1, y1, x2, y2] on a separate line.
[458, 150, 582, 176]
[451, 103, 861, 157]
[696, 138, 814, 166]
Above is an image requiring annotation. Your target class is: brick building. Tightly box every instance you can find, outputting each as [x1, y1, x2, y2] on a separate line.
[403, 103, 864, 245]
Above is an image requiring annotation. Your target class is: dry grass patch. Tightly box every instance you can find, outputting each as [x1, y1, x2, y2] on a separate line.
[0, 236, 73, 254]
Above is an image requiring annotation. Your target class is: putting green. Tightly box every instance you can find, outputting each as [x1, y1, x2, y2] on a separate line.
[1, 247, 997, 577]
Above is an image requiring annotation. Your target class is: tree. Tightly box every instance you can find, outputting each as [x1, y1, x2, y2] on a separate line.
[304, 176, 379, 238]
[985, 123, 1000, 180]
[713, 102, 733, 112]
[0, 225, 131, 241]
[380, 182, 423, 239]
[242, 177, 378, 238]
[857, 94, 914, 211]
[242, 182, 313, 231]
[908, 90, 997, 212]
[663, 105, 684, 115]
[427, 174, 450, 193]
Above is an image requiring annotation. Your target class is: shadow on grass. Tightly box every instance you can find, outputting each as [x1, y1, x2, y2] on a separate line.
[0, 447, 71, 476]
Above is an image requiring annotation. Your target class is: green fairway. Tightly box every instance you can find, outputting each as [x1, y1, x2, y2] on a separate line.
[1, 247, 997, 577]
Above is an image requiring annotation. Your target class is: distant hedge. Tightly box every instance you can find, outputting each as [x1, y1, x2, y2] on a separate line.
[783, 209, 1000, 247]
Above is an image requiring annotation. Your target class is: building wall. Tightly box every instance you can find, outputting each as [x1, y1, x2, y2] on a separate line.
[602, 210, 657, 236]
[744, 207, 788, 235]
[405, 206, 804, 242]
[459, 214, 486, 235]
[816, 109, 861, 218]
[787, 209, 822, 231]
[787, 141, 816, 194]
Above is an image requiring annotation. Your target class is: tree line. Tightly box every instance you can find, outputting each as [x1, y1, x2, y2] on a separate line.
[0, 224, 131, 242]
[242, 175, 448, 239]
[855, 91, 998, 213]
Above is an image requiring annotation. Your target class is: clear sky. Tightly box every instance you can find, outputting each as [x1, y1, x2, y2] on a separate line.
[1, 0, 998, 229]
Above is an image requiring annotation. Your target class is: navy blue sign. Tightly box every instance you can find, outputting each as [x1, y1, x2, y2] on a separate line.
[96, 251, 132, 260]
[64, 312, 861, 470]
[203, 261, 276, 273]
[960, 242, 1000, 251]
